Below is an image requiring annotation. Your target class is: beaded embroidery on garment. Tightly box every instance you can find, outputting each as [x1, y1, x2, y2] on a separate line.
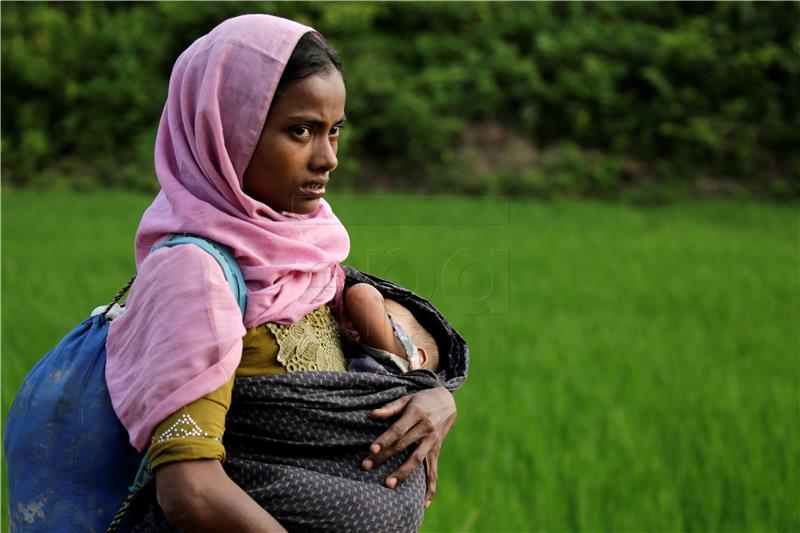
[151, 412, 219, 444]
[266, 306, 347, 372]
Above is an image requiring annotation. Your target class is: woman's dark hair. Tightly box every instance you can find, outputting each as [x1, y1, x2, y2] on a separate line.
[275, 32, 343, 94]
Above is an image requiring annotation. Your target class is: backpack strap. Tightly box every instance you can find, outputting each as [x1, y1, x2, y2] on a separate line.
[151, 234, 247, 317]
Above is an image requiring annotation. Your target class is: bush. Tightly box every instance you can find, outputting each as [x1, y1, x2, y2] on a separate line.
[2, 2, 798, 198]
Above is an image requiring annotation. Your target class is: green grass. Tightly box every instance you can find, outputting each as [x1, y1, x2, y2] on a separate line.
[2, 189, 798, 532]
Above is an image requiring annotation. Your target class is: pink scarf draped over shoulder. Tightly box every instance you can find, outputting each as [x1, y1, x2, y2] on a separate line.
[106, 15, 350, 451]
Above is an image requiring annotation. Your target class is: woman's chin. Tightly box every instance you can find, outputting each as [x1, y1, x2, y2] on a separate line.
[286, 197, 322, 215]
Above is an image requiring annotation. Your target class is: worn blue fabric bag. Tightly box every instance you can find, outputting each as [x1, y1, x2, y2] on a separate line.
[4, 313, 142, 532]
[4, 235, 246, 532]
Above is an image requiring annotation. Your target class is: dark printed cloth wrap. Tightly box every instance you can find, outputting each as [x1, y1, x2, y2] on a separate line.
[132, 267, 469, 532]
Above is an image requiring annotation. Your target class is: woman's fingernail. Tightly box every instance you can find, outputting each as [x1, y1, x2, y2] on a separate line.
[362, 459, 373, 470]
[425, 500, 431, 508]
[386, 477, 397, 488]
[371, 443, 381, 454]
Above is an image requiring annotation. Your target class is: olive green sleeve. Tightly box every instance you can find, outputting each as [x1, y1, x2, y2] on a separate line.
[146, 374, 234, 472]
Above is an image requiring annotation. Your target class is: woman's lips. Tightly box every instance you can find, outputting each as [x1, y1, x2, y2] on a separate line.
[299, 181, 327, 198]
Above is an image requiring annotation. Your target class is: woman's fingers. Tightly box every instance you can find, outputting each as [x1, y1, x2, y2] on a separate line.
[364, 420, 431, 470]
[383, 436, 435, 489]
[362, 409, 424, 469]
[363, 395, 414, 464]
[369, 395, 412, 421]
[424, 448, 440, 508]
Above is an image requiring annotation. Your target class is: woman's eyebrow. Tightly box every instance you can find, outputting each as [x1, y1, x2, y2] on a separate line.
[287, 115, 347, 125]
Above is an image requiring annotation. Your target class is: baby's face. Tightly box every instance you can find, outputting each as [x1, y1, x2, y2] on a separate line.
[384, 300, 436, 372]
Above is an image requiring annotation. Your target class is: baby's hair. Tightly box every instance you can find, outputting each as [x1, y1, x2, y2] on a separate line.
[276, 32, 343, 96]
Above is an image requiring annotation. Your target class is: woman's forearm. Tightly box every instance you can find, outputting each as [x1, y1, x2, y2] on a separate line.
[156, 459, 286, 532]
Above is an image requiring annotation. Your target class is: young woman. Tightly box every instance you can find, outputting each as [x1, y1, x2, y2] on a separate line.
[106, 14, 467, 532]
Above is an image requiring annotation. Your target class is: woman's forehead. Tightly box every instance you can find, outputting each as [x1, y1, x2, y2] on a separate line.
[269, 71, 346, 121]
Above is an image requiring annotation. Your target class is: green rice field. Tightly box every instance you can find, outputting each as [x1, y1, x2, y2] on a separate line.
[2, 189, 798, 532]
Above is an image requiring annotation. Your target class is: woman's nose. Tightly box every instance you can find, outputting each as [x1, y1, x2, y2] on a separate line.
[311, 138, 338, 173]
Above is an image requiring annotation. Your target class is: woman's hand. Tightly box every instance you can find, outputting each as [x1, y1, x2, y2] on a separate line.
[361, 387, 457, 508]
[156, 459, 287, 532]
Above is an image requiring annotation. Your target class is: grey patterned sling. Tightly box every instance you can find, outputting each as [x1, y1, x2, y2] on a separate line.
[132, 267, 469, 533]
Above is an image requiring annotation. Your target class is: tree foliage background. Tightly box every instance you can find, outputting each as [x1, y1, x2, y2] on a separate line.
[2, 2, 798, 199]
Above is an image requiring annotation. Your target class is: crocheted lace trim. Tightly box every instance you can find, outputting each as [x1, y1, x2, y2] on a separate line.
[266, 306, 346, 372]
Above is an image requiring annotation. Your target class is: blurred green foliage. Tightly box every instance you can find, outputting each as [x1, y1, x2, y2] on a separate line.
[2, 2, 798, 198]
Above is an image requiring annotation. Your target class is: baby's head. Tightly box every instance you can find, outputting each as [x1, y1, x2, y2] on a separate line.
[384, 299, 440, 373]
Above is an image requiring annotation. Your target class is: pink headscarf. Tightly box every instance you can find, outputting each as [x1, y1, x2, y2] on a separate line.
[106, 14, 350, 451]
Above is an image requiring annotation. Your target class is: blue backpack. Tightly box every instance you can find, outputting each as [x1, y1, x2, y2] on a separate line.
[4, 235, 246, 532]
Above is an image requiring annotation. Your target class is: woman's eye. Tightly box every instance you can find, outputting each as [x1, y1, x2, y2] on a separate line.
[292, 126, 311, 139]
[329, 125, 342, 137]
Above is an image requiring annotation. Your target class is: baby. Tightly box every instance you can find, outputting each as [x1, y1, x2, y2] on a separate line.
[344, 283, 439, 374]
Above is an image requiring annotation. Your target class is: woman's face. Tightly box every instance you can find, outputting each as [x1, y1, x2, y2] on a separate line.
[243, 70, 346, 214]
